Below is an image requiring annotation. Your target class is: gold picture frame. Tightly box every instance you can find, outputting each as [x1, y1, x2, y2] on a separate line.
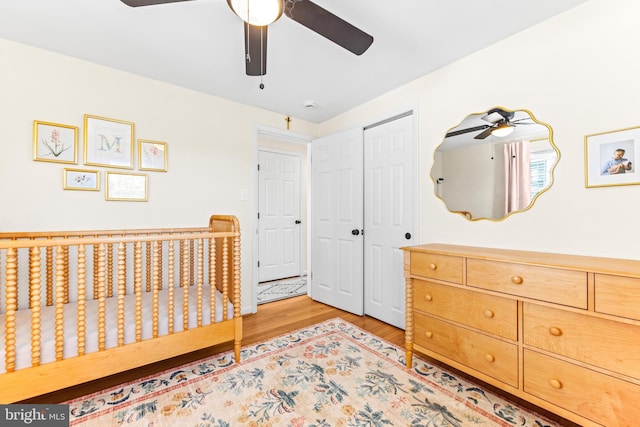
[105, 172, 148, 201]
[585, 125, 640, 188]
[138, 139, 168, 172]
[63, 168, 100, 191]
[84, 114, 134, 169]
[33, 120, 78, 164]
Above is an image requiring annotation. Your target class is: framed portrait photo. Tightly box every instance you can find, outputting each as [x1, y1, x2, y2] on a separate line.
[84, 114, 134, 169]
[33, 120, 78, 164]
[63, 168, 99, 191]
[105, 172, 147, 201]
[138, 139, 168, 172]
[585, 126, 640, 188]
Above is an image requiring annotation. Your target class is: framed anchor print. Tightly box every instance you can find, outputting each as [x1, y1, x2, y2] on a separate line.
[84, 114, 134, 169]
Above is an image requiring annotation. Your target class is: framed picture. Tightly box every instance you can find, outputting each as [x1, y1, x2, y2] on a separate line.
[63, 168, 100, 191]
[33, 120, 78, 164]
[84, 114, 134, 169]
[138, 139, 168, 171]
[585, 126, 640, 188]
[105, 172, 147, 201]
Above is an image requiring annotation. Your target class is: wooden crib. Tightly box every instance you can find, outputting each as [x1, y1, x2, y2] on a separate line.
[0, 215, 241, 403]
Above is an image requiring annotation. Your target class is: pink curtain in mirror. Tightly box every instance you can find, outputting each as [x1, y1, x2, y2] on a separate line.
[504, 141, 531, 215]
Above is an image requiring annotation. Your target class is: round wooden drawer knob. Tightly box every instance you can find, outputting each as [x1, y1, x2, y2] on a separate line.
[484, 310, 495, 318]
[549, 379, 563, 389]
[549, 327, 563, 337]
[424, 294, 433, 301]
[425, 331, 433, 339]
[428, 263, 438, 271]
[511, 276, 524, 285]
[484, 354, 495, 363]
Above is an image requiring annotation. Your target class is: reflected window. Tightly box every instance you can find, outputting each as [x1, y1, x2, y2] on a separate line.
[530, 148, 557, 200]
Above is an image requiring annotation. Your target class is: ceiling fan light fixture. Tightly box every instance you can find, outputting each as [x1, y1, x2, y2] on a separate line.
[227, 0, 283, 26]
[491, 122, 514, 137]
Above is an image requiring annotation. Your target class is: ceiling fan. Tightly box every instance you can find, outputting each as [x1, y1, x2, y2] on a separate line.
[445, 108, 534, 140]
[120, 0, 374, 77]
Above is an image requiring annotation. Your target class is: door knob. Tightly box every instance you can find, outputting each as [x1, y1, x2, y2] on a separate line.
[405, 232, 412, 239]
[351, 229, 360, 236]
[295, 220, 301, 224]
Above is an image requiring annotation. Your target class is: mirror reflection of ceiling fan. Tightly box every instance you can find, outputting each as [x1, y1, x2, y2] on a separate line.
[445, 108, 535, 140]
[120, 0, 374, 78]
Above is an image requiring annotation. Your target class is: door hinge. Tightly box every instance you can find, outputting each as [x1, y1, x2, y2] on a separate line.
[257, 212, 260, 219]
[257, 261, 260, 268]
[257, 163, 260, 171]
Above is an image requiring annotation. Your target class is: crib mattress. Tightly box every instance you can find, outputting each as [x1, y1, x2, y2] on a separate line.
[0, 284, 234, 373]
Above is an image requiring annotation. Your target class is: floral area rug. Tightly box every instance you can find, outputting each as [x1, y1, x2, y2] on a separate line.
[65, 318, 561, 426]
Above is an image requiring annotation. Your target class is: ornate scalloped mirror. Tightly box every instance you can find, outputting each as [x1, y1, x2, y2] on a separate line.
[431, 107, 559, 221]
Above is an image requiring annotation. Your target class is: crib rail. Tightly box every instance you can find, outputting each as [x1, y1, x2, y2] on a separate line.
[0, 220, 241, 375]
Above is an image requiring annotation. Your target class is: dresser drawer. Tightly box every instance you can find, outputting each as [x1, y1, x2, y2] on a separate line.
[595, 274, 640, 321]
[410, 252, 463, 284]
[523, 303, 640, 379]
[524, 349, 640, 427]
[414, 312, 518, 387]
[466, 259, 587, 308]
[413, 280, 517, 340]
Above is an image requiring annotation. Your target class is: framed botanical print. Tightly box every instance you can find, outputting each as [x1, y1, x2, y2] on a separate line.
[33, 120, 78, 164]
[138, 139, 168, 171]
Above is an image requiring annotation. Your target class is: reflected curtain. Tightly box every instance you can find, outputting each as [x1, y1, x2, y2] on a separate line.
[504, 140, 531, 215]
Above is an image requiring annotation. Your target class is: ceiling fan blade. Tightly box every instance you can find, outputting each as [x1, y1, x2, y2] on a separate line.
[120, 0, 193, 6]
[244, 23, 268, 76]
[446, 125, 490, 139]
[474, 127, 495, 140]
[284, 0, 373, 55]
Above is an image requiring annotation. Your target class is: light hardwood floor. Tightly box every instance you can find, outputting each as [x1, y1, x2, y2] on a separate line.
[20, 295, 579, 426]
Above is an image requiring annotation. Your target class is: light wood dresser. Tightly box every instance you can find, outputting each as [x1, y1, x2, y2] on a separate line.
[402, 243, 640, 427]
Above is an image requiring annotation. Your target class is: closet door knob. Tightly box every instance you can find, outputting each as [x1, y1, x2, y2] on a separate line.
[351, 229, 360, 236]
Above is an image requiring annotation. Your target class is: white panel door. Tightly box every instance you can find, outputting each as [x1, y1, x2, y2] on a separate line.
[364, 114, 416, 329]
[258, 150, 301, 282]
[310, 128, 364, 315]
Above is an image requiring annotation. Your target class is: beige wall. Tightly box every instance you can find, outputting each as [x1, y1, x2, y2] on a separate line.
[0, 38, 318, 312]
[320, 0, 640, 260]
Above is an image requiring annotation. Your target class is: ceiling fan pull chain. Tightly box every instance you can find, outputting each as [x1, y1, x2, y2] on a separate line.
[259, 24, 265, 89]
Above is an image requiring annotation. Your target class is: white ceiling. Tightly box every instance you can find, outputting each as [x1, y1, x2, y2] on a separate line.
[0, 0, 585, 123]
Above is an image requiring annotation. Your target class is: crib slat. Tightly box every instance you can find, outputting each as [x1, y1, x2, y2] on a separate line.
[46, 244, 53, 307]
[152, 240, 160, 338]
[222, 236, 229, 320]
[96, 244, 107, 352]
[168, 240, 175, 334]
[182, 239, 189, 331]
[29, 247, 41, 367]
[107, 240, 114, 298]
[55, 246, 66, 361]
[93, 241, 99, 300]
[209, 237, 215, 324]
[117, 242, 126, 346]
[63, 246, 70, 304]
[134, 241, 143, 342]
[77, 245, 87, 356]
[197, 238, 203, 328]
[146, 240, 152, 293]
[5, 247, 18, 373]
